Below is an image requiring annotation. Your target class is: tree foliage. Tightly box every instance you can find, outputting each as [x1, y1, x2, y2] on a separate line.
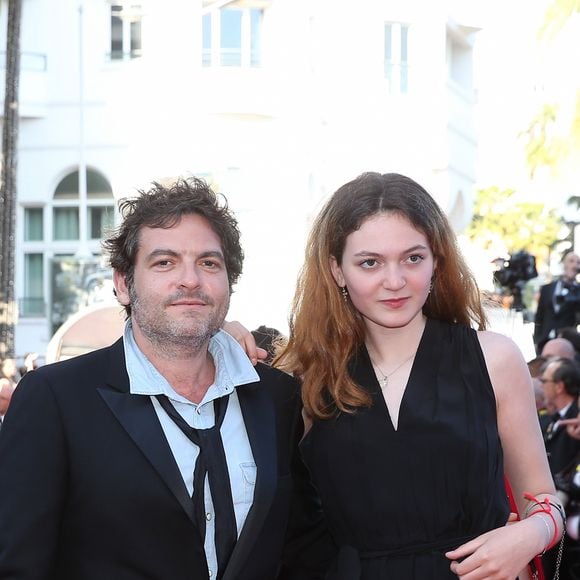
[466, 186, 562, 264]
[523, 0, 580, 176]
[539, 0, 580, 39]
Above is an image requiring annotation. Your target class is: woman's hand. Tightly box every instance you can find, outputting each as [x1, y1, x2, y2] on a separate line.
[445, 518, 545, 579]
[222, 321, 268, 365]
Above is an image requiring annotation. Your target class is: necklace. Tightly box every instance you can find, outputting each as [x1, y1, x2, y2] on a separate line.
[372, 352, 416, 389]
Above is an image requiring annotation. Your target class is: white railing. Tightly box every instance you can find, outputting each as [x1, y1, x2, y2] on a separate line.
[0, 51, 47, 72]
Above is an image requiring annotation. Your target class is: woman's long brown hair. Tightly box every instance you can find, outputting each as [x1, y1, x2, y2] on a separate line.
[275, 173, 486, 420]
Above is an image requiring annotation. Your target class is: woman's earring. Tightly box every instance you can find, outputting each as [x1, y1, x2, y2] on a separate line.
[428, 279, 434, 294]
[341, 286, 349, 302]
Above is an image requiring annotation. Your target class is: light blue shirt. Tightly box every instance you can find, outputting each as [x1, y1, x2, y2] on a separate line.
[123, 322, 259, 579]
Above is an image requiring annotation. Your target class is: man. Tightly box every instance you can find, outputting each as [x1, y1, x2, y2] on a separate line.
[541, 357, 580, 475]
[534, 250, 580, 354]
[539, 359, 580, 580]
[0, 178, 329, 579]
[541, 337, 577, 361]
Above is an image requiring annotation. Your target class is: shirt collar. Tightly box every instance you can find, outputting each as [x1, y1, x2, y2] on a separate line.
[558, 401, 573, 418]
[123, 321, 259, 404]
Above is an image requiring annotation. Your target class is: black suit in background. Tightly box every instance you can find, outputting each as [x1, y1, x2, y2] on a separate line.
[0, 339, 332, 580]
[542, 401, 580, 580]
[544, 400, 580, 477]
[534, 280, 579, 353]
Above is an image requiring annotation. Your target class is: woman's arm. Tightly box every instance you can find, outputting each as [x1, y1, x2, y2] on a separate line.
[446, 331, 563, 579]
[482, 331, 556, 515]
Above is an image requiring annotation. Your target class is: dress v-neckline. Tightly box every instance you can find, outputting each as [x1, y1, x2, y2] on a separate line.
[375, 362, 415, 432]
[362, 319, 431, 433]
[378, 370, 413, 432]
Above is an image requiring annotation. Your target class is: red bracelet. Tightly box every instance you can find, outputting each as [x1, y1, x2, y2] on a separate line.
[527, 509, 559, 551]
[524, 493, 566, 525]
[524, 493, 561, 551]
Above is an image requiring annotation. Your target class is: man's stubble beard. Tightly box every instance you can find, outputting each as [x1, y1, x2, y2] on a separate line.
[129, 284, 230, 357]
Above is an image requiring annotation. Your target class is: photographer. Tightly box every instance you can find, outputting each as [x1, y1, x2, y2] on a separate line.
[534, 250, 580, 354]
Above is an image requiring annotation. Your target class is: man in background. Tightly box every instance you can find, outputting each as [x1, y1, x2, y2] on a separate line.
[541, 357, 580, 475]
[542, 337, 577, 361]
[540, 357, 580, 579]
[534, 251, 580, 354]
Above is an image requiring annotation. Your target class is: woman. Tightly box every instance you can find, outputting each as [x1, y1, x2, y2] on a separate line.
[270, 172, 563, 579]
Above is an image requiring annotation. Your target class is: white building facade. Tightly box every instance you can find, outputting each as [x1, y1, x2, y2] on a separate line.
[0, 0, 481, 359]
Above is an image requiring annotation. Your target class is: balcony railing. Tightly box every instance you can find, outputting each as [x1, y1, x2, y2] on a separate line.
[107, 49, 142, 61]
[202, 48, 261, 68]
[0, 51, 47, 72]
[18, 297, 46, 318]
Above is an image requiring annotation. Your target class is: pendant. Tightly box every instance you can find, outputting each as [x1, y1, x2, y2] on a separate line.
[379, 376, 388, 389]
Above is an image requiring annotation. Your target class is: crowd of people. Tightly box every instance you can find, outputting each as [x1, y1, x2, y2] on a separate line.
[0, 172, 575, 579]
[0, 353, 39, 428]
[526, 333, 580, 578]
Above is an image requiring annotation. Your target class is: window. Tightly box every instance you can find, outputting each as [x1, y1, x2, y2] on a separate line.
[55, 169, 113, 199]
[88, 206, 115, 239]
[250, 8, 261, 67]
[19, 168, 116, 325]
[202, 4, 263, 68]
[21, 254, 44, 317]
[110, 4, 143, 60]
[51, 254, 76, 334]
[221, 8, 242, 66]
[202, 13, 212, 66]
[53, 169, 115, 241]
[24, 208, 43, 241]
[53, 208, 80, 241]
[384, 22, 409, 94]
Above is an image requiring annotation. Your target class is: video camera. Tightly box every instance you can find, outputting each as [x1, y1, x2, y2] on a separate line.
[494, 250, 538, 289]
[493, 250, 538, 311]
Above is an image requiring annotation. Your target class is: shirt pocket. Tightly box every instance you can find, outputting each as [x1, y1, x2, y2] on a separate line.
[239, 461, 257, 504]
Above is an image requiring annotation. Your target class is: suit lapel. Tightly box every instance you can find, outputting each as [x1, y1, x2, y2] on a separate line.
[222, 381, 277, 580]
[566, 401, 579, 420]
[546, 401, 579, 442]
[98, 339, 196, 525]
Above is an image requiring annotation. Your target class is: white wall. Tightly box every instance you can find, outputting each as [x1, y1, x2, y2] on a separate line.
[10, 0, 481, 356]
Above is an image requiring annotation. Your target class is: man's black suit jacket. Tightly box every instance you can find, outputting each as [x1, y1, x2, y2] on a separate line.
[0, 338, 330, 579]
[534, 281, 579, 352]
[544, 400, 580, 476]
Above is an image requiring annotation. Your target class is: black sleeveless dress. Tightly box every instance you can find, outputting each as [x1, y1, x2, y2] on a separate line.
[300, 318, 510, 579]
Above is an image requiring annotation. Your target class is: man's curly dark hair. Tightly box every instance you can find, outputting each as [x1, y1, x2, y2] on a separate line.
[103, 176, 243, 316]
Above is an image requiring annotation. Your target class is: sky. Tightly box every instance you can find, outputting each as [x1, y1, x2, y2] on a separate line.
[474, 0, 580, 205]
